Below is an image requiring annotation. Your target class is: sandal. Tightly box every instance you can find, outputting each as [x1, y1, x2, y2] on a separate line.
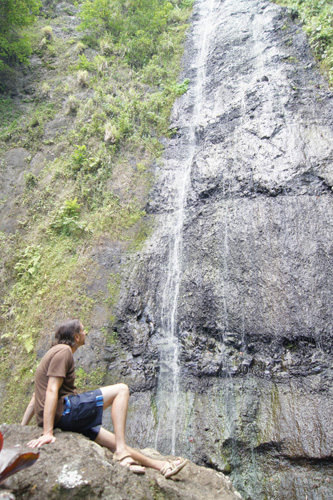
[114, 454, 146, 475]
[160, 458, 188, 479]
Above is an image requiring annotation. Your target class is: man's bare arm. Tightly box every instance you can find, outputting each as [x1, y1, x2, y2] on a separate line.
[27, 376, 63, 448]
[21, 393, 35, 425]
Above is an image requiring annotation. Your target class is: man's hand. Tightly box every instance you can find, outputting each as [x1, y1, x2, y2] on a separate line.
[27, 433, 56, 448]
[27, 376, 63, 448]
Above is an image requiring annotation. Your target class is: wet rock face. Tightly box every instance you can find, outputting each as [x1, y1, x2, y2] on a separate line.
[0, 424, 242, 500]
[105, 1, 333, 499]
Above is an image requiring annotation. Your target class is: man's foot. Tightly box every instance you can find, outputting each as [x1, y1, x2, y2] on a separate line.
[160, 458, 188, 479]
[113, 454, 146, 475]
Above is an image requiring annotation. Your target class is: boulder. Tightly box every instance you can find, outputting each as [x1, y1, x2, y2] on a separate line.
[0, 425, 243, 500]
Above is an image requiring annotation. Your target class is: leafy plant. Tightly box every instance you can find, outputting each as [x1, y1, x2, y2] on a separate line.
[0, 0, 41, 70]
[78, 0, 125, 38]
[50, 198, 85, 236]
[24, 172, 38, 188]
[94, 54, 108, 73]
[275, 0, 333, 85]
[66, 95, 79, 115]
[14, 246, 42, 280]
[100, 37, 113, 55]
[75, 41, 86, 54]
[104, 122, 120, 144]
[42, 25, 53, 40]
[167, 78, 190, 96]
[71, 144, 88, 169]
[2, 328, 38, 354]
[78, 0, 183, 67]
[76, 54, 94, 71]
[75, 366, 105, 390]
[0, 430, 39, 484]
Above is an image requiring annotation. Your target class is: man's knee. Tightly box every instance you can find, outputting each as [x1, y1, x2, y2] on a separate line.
[104, 383, 129, 393]
[117, 383, 129, 396]
[100, 383, 129, 401]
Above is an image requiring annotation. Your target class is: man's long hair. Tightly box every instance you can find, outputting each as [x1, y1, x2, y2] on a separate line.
[54, 319, 81, 347]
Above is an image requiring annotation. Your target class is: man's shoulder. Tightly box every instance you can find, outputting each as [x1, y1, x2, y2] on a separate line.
[36, 344, 74, 379]
[50, 344, 72, 353]
[42, 344, 73, 362]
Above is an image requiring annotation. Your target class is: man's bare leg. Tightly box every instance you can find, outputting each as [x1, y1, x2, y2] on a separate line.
[95, 427, 170, 471]
[100, 384, 129, 459]
[98, 385, 188, 476]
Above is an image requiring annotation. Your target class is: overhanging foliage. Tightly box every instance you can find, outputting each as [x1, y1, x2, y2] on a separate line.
[0, 0, 41, 70]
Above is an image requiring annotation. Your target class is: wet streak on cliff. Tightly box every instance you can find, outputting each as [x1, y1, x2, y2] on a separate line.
[112, 1, 333, 500]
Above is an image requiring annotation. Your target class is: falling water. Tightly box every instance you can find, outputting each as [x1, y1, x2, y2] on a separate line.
[141, 0, 333, 497]
[154, 0, 216, 454]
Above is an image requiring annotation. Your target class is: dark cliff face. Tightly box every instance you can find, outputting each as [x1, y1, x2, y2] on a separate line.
[100, 1, 333, 499]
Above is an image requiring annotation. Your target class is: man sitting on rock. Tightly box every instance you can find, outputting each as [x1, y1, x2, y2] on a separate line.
[21, 319, 187, 477]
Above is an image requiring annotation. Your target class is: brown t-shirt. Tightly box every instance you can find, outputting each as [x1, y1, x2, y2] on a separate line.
[34, 344, 77, 427]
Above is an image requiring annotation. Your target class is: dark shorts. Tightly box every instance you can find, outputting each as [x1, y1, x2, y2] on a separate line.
[55, 388, 104, 441]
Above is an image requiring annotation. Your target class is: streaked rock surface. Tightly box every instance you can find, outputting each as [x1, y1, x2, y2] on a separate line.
[99, 1, 333, 499]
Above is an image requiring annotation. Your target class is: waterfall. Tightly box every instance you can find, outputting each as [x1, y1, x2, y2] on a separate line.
[154, 0, 216, 454]
[130, 0, 333, 497]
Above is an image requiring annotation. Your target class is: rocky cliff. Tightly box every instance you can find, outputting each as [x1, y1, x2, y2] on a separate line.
[0, 1, 332, 499]
[100, 1, 333, 499]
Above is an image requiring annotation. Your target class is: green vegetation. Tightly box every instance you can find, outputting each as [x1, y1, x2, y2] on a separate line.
[75, 366, 106, 389]
[50, 198, 85, 236]
[78, 0, 192, 68]
[0, 0, 192, 422]
[275, 0, 333, 85]
[0, 0, 41, 72]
